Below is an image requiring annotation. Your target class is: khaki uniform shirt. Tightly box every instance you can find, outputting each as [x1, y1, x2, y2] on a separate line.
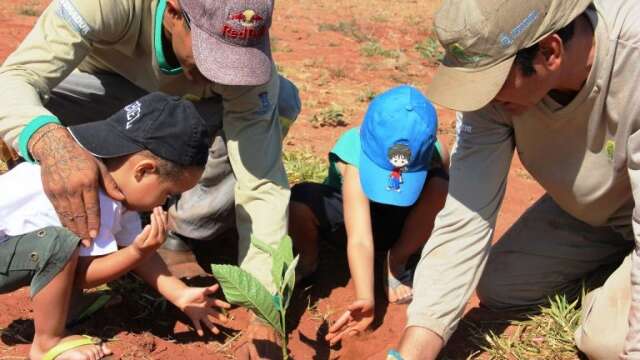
[408, 0, 640, 352]
[0, 0, 289, 291]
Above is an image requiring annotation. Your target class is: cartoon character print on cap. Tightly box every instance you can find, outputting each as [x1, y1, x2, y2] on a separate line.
[387, 143, 411, 192]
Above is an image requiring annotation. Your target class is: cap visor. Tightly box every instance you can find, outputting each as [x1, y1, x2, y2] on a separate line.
[191, 26, 272, 86]
[68, 121, 143, 159]
[359, 148, 427, 207]
[426, 56, 514, 112]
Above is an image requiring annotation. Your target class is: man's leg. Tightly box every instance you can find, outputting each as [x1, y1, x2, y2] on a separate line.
[44, 70, 148, 125]
[168, 75, 301, 246]
[573, 254, 631, 359]
[477, 195, 632, 310]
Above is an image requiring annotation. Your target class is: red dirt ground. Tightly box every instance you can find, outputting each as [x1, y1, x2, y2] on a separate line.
[0, 1, 544, 359]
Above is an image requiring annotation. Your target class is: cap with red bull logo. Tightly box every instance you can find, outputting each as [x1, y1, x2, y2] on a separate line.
[180, 0, 274, 86]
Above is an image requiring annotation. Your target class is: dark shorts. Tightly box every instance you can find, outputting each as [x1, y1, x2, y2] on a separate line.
[290, 168, 448, 251]
[0, 227, 80, 297]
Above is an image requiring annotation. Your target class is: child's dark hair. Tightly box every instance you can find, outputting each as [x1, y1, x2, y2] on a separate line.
[138, 150, 196, 181]
[388, 143, 411, 160]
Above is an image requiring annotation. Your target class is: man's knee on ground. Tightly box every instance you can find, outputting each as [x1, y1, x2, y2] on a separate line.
[575, 324, 623, 360]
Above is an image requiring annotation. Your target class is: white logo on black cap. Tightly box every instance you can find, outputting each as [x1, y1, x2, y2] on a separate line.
[125, 101, 142, 129]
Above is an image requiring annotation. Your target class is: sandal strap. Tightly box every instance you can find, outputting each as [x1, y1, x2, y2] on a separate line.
[43, 335, 99, 360]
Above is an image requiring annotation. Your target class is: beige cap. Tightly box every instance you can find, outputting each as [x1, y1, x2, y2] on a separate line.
[426, 0, 592, 111]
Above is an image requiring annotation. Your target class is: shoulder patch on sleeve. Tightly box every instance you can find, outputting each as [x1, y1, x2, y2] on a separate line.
[56, 0, 91, 37]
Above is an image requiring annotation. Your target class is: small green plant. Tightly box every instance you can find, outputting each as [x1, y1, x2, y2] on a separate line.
[415, 36, 444, 64]
[357, 88, 378, 103]
[310, 104, 349, 128]
[318, 20, 371, 42]
[283, 150, 328, 184]
[17, 2, 39, 16]
[475, 294, 581, 359]
[211, 236, 299, 360]
[361, 41, 401, 59]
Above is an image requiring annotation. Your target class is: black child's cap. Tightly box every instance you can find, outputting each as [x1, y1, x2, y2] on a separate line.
[68, 92, 212, 167]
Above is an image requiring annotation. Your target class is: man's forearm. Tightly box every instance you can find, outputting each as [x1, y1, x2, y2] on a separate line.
[397, 326, 444, 360]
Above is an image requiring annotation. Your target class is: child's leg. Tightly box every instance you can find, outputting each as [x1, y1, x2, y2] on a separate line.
[289, 182, 344, 278]
[389, 174, 448, 269]
[0, 226, 110, 360]
[386, 174, 448, 302]
[30, 247, 80, 359]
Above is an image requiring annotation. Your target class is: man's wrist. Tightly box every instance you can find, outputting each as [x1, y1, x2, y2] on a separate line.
[19, 115, 62, 163]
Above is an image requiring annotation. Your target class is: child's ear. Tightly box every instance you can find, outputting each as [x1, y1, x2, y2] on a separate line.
[134, 160, 158, 182]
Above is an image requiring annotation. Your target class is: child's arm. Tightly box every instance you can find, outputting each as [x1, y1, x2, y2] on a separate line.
[342, 164, 375, 304]
[76, 207, 167, 289]
[326, 164, 376, 345]
[132, 252, 230, 336]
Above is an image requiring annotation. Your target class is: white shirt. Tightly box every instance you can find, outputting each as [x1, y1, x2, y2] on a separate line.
[0, 163, 140, 256]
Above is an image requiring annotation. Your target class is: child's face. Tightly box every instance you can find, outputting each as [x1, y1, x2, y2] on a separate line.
[389, 155, 409, 168]
[117, 159, 203, 212]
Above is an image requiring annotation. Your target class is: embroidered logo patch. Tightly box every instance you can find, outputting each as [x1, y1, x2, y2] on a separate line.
[499, 9, 540, 48]
[254, 92, 271, 116]
[449, 43, 490, 64]
[605, 140, 615, 161]
[124, 101, 142, 129]
[386, 143, 411, 192]
[56, 0, 91, 37]
[222, 9, 266, 44]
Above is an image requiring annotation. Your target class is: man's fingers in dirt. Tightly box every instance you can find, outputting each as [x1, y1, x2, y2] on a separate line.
[97, 159, 124, 201]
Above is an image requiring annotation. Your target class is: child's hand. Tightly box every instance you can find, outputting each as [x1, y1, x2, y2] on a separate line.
[175, 284, 231, 336]
[132, 207, 167, 256]
[325, 299, 375, 346]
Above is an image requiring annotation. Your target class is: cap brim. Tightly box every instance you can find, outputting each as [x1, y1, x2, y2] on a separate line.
[426, 56, 515, 112]
[68, 121, 143, 159]
[191, 25, 273, 86]
[359, 147, 427, 207]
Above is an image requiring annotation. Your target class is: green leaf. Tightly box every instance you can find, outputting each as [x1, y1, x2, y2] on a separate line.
[271, 235, 295, 291]
[251, 235, 275, 256]
[281, 255, 299, 310]
[211, 264, 281, 332]
[275, 235, 294, 266]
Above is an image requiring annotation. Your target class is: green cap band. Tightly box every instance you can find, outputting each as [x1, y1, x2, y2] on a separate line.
[19, 115, 61, 163]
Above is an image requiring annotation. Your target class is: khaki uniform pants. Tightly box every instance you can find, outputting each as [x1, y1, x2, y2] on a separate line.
[477, 195, 633, 359]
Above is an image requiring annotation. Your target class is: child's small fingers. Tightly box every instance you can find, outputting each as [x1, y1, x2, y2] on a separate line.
[207, 308, 228, 322]
[203, 317, 220, 334]
[193, 320, 204, 337]
[209, 298, 231, 309]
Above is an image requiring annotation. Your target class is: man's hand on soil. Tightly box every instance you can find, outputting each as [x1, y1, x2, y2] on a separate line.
[30, 124, 124, 245]
[235, 313, 282, 360]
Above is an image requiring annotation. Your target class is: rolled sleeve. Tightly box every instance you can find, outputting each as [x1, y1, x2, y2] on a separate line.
[407, 107, 514, 341]
[0, 0, 131, 150]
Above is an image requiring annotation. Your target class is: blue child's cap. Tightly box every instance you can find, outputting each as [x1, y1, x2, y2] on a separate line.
[359, 85, 438, 207]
